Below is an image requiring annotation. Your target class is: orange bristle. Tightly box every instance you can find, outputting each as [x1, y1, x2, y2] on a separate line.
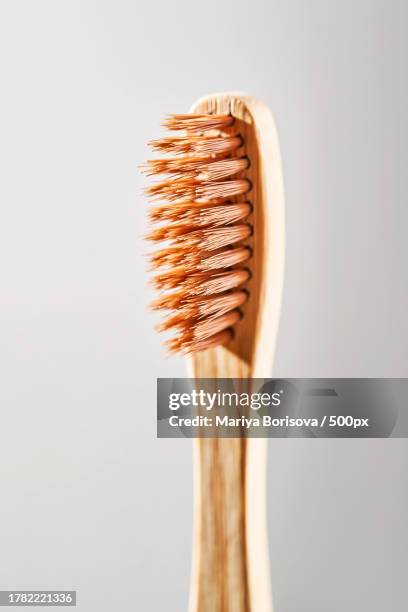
[144, 113, 252, 354]
[163, 113, 234, 133]
[149, 134, 242, 156]
[144, 157, 248, 181]
[200, 247, 251, 270]
[149, 202, 250, 226]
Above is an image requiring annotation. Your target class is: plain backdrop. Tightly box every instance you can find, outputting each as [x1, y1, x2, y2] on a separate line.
[0, 1, 407, 610]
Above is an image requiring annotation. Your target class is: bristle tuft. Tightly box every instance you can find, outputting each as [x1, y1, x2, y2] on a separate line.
[163, 113, 234, 134]
[149, 135, 242, 156]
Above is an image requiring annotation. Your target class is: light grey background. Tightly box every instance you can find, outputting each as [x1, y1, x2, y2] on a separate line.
[0, 1, 407, 610]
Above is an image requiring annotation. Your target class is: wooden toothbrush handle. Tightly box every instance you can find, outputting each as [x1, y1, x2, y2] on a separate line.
[187, 92, 285, 612]
[189, 437, 271, 612]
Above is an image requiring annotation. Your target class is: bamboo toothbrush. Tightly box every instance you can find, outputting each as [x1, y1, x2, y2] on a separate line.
[144, 93, 285, 612]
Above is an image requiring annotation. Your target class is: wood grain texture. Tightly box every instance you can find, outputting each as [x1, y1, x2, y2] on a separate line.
[187, 94, 285, 612]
